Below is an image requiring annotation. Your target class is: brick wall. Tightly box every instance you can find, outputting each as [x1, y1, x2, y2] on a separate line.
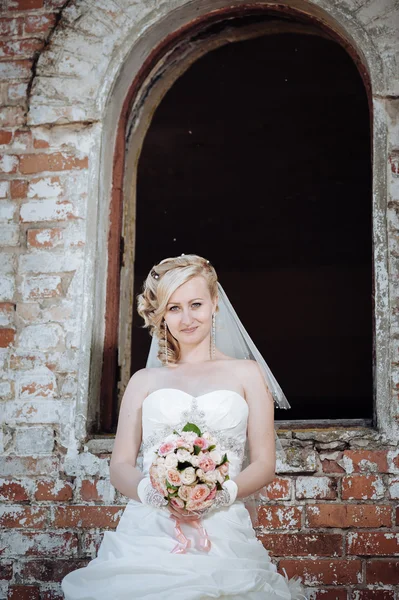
[1, 0, 399, 599]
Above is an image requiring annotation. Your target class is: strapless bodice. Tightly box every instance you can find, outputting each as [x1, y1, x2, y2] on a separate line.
[139, 388, 249, 478]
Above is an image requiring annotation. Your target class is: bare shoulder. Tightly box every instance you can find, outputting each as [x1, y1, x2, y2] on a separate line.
[229, 358, 263, 381]
[122, 367, 155, 405]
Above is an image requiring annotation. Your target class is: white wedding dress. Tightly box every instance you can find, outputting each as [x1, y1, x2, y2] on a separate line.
[62, 389, 306, 599]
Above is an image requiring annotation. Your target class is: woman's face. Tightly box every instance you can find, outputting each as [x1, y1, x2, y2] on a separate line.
[163, 275, 217, 348]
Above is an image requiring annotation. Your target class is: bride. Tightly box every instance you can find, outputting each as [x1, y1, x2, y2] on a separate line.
[62, 254, 306, 599]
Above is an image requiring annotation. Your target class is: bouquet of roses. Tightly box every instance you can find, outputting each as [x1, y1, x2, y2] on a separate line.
[149, 421, 230, 514]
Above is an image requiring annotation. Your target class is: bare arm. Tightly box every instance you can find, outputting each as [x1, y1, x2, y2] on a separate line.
[109, 368, 149, 501]
[232, 361, 276, 499]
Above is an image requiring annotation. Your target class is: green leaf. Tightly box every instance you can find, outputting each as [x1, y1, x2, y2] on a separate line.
[182, 422, 201, 436]
[220, 453, 228, 465]
[193, 445, 201, 455]
[216, 481, 223, 490]
[207, 444, 216, 452]
[225, 475, 230, 481]
[166, 479, 178, 490]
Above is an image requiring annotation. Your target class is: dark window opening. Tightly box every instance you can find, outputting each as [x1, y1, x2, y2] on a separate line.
[129, 30, 372, 423]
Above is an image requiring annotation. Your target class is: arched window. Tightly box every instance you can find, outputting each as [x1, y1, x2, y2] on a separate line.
[100, 14, 372, 433]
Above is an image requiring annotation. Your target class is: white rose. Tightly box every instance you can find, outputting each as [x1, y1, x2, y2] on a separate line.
[156, 456, 165, 466]
[176, 449, 191, 462]
[180, 467, 196, 485]
[209, 450, 222, 464]
[202, 431, 212, 440]
[203, 470, 218, 483]
[196, 468, 205, 480]
[164, 453, 178, 468]
[190, 455, 199, 467]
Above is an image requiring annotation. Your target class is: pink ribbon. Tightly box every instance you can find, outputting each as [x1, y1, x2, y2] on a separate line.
[169, 514, 211, 554]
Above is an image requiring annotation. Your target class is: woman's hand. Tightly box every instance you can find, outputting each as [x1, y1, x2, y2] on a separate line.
[167, 504, 205, 521]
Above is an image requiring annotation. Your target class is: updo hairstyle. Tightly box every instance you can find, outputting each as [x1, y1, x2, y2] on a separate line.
[137, 254, 218, 365]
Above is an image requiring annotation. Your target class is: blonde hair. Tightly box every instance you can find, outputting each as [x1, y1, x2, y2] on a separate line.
[137, 254, 218, 365]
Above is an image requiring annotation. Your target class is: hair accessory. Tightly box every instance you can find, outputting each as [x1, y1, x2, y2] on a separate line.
[151, 269, 160, 280]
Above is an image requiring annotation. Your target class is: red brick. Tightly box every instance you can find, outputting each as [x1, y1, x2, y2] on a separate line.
[0, 155, 18, 173]
[19, 378, 55, 397]
[24, 13, 57, 34]
[8, 0, 44, 9]
[349, 591, 395, 599]
[0, 106, 26, 128]
[396, 506, 399, 526]
[258, 532, 342, 556]
[13, 129, 32, 151]
[27, 227, 62, 248]
[80, 530, 103, 557]
[366, 560, 399, 584]
[0, 456, 59, 477]
[0, 561, 13, 580]
[295, 476, 337, 500]
[33, 137, 49, 149]
[11, 531, 78, 557]
[347, 531, 399, 555]
[19, 153, 88, 174]
[79, 479, 104, 502]
[10, 179, 28, 199]
[20, 559, 89, 582]
[7, 586, 39, 600]
[258, 505, 302, 529]
[279, 558, 362, 585]
[0, 303, 15, 324]
[321, 456, 346, 473]
[389, 153, 399, 175]
[341, 450, 389, 473]
[0, 39, 43, 59]
[0, 131, 13, 145]
[40, 592, 64, 600]
[342, 474, 385, 500]
[34, 479, 73, 501]
[0, 60, 33, 80]
[0, 506, 47, 528]
[53, 506, 123, 529]
[0, 479, 29, 502]
[0, 17, 24, 37]
[260, 477, 291, 500]
[306, 504, 392, 528]
[0, 328, 15, 347]
[308, 590, 347, 600]
[9, 353, 40, 370]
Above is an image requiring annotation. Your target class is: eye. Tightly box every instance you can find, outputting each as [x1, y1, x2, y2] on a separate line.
[168, 306, 179, 311]
[192, 302, 202, 308]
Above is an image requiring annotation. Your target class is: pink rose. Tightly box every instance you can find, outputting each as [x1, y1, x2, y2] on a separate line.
[170, 496, 185, 509]
[176, 438, 189, 448]
[177, 484, 192, 501]
[198, 456, 216, 472]
[158, 441, 177, 456]
[193, 437, 209, 450]
[207, 485, 217, 501]
[189, 483, 211, 503]
[218, 463, 229, 476]
[166, 468, 181, 486]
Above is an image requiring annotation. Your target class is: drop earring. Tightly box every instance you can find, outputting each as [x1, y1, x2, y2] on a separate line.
[210, 312, 216, 360]
[164, 320, 168, 366]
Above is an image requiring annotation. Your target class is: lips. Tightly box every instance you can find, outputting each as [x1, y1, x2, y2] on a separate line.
[181, 327, 198, 333]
